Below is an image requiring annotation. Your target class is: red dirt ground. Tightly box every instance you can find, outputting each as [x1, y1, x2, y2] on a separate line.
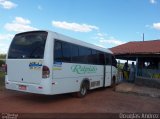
[0, 87, 160, 118]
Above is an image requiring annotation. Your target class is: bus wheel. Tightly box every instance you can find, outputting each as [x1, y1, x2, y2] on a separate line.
[77, 82, 88, 98]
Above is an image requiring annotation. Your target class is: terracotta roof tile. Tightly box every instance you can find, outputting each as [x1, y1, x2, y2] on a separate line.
[110, 40, 160, 55]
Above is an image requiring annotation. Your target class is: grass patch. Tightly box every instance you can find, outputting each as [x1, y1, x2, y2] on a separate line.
[0, 71, 5, 78]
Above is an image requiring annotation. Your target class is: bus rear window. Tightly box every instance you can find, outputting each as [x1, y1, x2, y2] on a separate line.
[8, 31, 48, 59]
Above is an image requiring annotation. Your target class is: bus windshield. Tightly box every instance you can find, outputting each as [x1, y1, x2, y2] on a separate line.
[8, 31, 48, 59]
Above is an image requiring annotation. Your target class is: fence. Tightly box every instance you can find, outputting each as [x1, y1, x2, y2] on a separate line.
[137, 69, 160, 79]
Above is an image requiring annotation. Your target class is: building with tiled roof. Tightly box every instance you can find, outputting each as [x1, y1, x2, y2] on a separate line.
[110, 40, 160, 55]
[110, 40, 160, 60]
[110, 40, 160, 88]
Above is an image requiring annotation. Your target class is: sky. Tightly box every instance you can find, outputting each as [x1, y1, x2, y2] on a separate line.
[0, 0, 160, 54]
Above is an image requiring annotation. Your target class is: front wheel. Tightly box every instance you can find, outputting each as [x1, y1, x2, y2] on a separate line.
[76, 82, 88, 98]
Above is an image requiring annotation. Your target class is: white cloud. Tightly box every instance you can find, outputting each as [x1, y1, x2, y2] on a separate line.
[0, 0, 17, 9]
[0, 43, 10, 54]
[0, 34, 13, 54]
[0, 34, 14, 41]
[99, 39, 125, 45]
[94, 32, 125, 46]
[14, 17, 30, 24]
[153, 22, 160, 30]
[4, 17, 38, 32]
[97, 33, 107, 37]
[150, 0, 157, 4]
[52, 21, 99, 32]
[38, 5, 43, 10]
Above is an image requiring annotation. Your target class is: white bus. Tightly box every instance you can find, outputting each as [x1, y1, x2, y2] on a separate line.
[5, 30, 117, 97]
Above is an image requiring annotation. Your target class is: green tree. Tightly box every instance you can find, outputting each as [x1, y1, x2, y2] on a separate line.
[0, 54, 6, 59]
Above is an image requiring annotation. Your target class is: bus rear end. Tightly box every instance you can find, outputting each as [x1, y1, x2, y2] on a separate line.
[5, 31, 52, 95]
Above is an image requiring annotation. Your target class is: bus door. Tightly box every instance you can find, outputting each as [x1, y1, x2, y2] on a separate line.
[104, 65, 112, 87]
[104, 54, 112, 87]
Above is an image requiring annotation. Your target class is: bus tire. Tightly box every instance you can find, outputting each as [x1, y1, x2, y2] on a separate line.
[76, 82, 88, 98]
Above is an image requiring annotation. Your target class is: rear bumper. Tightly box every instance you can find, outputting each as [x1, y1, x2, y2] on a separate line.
[5, 80, 52, 95]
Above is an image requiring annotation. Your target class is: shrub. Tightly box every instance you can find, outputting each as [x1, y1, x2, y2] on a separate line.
[0, 60, 5, 67]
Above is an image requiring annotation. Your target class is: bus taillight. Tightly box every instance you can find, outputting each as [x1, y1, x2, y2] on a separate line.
[42, 65, 50, 78]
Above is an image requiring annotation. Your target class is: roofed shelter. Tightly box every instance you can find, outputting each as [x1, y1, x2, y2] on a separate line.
[110, 40, 160, 88]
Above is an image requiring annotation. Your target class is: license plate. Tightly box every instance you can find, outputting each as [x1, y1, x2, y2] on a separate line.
[19, 85, 27, 90]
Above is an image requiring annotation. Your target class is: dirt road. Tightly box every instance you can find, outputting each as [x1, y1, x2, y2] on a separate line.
[0, 87, 160, 114]
[0, 88, 160, 119]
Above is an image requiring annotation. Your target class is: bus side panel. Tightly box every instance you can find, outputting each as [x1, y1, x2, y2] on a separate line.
[51, 63, 104, 95]
[104, 65, 112, 87]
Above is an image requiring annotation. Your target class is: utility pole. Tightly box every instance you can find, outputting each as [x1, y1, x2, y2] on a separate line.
[143, 33, 144, 41]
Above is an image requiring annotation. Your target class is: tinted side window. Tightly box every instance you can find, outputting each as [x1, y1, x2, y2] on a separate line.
[62, 42, 71, 62]
[54, 41, 62, 62]
[105, 53, 112, 65]
[71, 44, 79, 63]
[97, 51, 105, 65]
[79, 46, 91, 63]
[54, 40, 111, 66]
[88, 50, 98, 64]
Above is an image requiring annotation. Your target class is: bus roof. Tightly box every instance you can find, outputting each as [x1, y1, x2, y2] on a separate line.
[48, 30, 112, 54]
[15, 30, 113, 54]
